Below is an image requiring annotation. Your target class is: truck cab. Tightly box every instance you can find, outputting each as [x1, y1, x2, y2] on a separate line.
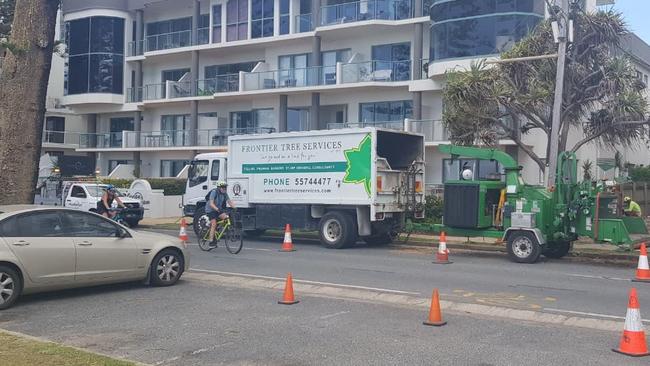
[63, 183, 144, 227]
[182, 152, 227, 231]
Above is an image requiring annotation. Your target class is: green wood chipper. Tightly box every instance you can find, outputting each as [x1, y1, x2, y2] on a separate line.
[409, 145, 649, 263]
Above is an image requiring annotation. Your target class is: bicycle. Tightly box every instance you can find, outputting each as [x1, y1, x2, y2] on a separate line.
[108, 207, 129, 227]
[198, 209, 243, 254]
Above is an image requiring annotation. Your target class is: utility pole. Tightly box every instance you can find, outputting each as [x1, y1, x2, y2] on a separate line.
[547, 0, 570, 188]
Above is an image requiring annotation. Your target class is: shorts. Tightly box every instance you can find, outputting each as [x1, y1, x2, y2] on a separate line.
[207, 211, 221, 220]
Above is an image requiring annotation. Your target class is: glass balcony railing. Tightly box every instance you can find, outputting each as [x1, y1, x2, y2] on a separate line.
[327, 121, 405, 130]
[42, 131, 82, 145]
[416, 58, 429, 79]
[197, 74, 239, 95]
[341, 60, 412, 83]
[144, 27, 210, 53]
[320, 0, 414, 26]
[295, 14, 313, 32]
[408, 120, 449, 142]
[127, 40, 145, 57]
[126, 87, 143, 103]
[79, 132, 124, 149]
[144, 83, 166, 100]
[121, 128, 276, 148]
[242, 66, 326, 91]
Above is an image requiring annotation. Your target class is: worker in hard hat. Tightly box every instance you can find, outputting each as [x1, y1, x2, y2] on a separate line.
[624, 196, 642, 217]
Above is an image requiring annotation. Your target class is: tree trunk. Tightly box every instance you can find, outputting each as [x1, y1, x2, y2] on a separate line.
[0, 0, 59, 204]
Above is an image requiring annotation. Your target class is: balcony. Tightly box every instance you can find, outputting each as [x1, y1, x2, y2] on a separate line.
[320, 0, 415, 26]
[42, 130, 82, 147]
[242, 66, 328, 91]
[295, 14, 314, 33]
[126, 87, 143, 103]
[328, 120, 450, 143]
[197, 74, 239, 95]
[341, 60, 412, 83]
[128, 28, 210, 56]
[79, 132, 124, 149]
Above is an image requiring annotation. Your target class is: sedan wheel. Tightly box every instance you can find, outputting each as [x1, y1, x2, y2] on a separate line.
[150, 250, 184, 286]
[0, 266, 21, 310]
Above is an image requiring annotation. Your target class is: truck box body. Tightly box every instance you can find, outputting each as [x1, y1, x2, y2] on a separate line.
[227, 128, 424, 219]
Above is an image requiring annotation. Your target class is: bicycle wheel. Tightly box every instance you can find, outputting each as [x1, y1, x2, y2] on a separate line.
[225, 226, 243, 254]
[198, 227, 215, 252]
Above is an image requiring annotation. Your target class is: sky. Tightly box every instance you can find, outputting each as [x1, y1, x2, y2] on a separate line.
[604, 0, 650, 44]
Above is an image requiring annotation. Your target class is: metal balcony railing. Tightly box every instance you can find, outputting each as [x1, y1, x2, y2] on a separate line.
[119, 128, 277, 149]
[126, 87, 143, 103]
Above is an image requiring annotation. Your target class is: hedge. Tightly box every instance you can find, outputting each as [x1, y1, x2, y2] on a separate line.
[630, 166, 650, 182]
[100, 178, 186, 196]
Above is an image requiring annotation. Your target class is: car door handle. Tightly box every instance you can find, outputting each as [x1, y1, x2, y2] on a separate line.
[78, 241, 93, 246]
[12, 241, 29, 247]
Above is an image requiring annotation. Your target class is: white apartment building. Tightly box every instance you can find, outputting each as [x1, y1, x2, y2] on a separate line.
[35, 0, 649, 188]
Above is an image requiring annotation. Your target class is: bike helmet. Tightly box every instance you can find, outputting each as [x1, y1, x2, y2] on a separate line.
[216, 181, 228, 188]
[105, 184, 116, 192]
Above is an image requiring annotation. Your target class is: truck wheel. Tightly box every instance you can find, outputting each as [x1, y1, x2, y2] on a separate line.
[506, 231, 541, 263]
[193, 206, 209, 236]
[543, 241, 572, 259]
[319, 211, 358, 249]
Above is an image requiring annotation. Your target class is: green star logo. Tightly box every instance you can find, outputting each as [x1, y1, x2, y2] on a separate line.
[343, 134, 372, 197]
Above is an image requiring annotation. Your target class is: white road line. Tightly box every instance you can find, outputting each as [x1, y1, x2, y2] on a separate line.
[189, 268, 421, 295]
[544, 307, 650, 323]
[567, 273, 631, 282]
[320, 311, 351, 320]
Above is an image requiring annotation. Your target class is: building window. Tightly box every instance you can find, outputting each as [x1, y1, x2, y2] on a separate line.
[204, 61, 258, 92]
[288, 108, 310, 131]
[227, 0, 248, 41]
[371, 43, 411, 81]
[65, 17, 124, 95]
[213, 5, 223, 43]
[108, 160, 133, 173]
[230, 109, 276, 132]
[45, 117, 66, 144]
[430, 0, 544, 61]
[280, 0, 290, 35]
[161, 115, 190, 147]
[252, 0, 274, 38]
[110, 117, 134, 148]
[322, 49, 351, 85]
[161, 160, 190, 177]
[279, 53, 309, 87]
[161, 68, 190, 98]
[359, 100, 413, 123]
[423, 0, 434, 16]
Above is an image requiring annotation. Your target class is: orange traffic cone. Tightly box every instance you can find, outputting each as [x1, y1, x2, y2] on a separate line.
[423, 289, 447, 326]
[280, 224, 296, 252]
[179, 218, 189, 243]
[613, 288, 650, 357]
[633, 243, 650, 283]
[278, 273, 299, 305]
[433, 232, 451, 264]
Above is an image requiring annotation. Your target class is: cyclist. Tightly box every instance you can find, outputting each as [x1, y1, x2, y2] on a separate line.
[206, 181, 235, 246]
[97, 185, 126, 219]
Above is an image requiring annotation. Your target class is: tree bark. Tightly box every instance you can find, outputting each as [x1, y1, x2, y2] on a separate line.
[0, 0, 59, 204]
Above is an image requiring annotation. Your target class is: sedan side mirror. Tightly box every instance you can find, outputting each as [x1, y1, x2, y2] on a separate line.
[116, 228, 130, 238]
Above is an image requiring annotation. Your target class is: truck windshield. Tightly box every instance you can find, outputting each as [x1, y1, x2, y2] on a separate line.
[84, 185, 124, 198]
[188, 160, 209, 187]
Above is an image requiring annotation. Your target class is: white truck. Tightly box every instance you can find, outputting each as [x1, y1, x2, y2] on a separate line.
[182, 128, 425, 248]
[61, 182, 145, 227]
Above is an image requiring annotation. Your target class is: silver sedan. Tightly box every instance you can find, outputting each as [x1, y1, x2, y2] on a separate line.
[0, 205, 189, 310]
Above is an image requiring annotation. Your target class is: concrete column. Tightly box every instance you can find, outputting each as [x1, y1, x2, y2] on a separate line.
[311, 35, 321, 67]
[412, 91, 422, 121]
[191, 50, 200, 96]
[190, 100, 199, 146]
[192, 0, 200, 45]
[414, 0, 423, 17]
[279, 95, 288, 132]
[135, 9, 144, 54]
[134, 111, 142, 148]
[313, 0, 321, 28]
[135, 60, 143, 101]
[133, 152, 141, 177]
[310, 93, 320, 131]
[87, 114, 98, 173]
[413, 23, 423, 80]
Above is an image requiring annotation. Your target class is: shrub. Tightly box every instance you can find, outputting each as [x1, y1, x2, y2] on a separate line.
[420, 195, 443, 224]
[100, 178, 186, 196]
[630, 166, 650, 182]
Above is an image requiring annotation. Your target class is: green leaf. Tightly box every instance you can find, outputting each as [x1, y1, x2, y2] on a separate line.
[343, 134, 372, 196]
